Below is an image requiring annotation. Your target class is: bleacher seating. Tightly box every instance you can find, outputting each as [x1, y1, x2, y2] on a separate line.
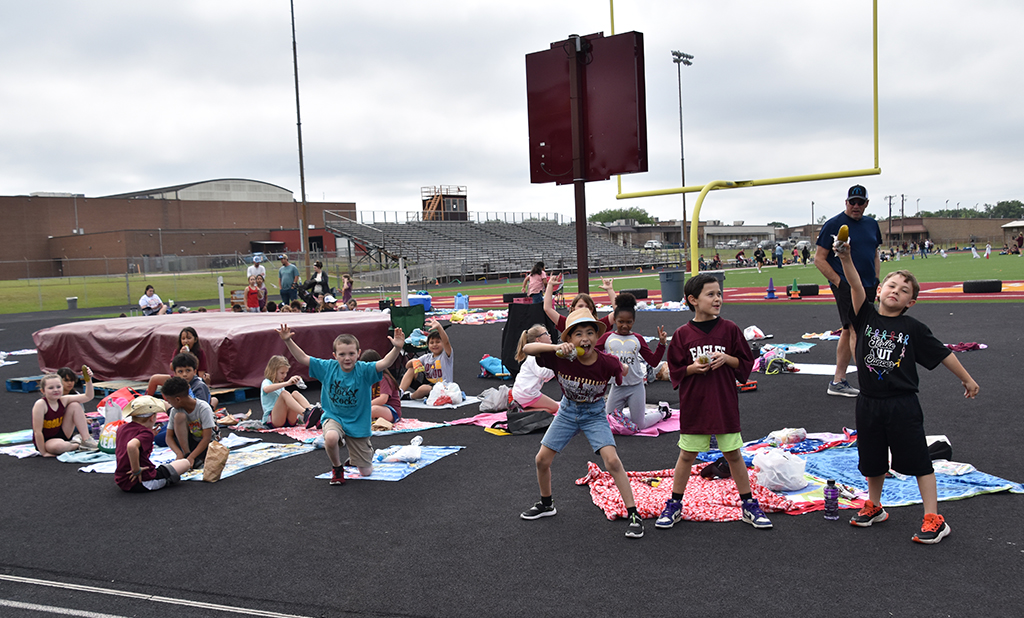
[324, 219, 651, 279]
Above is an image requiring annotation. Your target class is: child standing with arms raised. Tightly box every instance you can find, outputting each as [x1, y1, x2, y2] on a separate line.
[518, 309, 644, 538]
[277, 324, 405, 485]
[835, 234, 978, 544]
[657, 273, 773, 531]
[597, 293, 668, 432]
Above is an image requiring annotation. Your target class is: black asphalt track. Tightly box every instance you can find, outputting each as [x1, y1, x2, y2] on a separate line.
[1, 300, 1022, 617]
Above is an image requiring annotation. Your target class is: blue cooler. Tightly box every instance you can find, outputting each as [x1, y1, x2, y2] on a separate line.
[407, 294, 432, 311]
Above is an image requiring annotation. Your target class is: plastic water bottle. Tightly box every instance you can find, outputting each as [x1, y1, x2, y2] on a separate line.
[823, 479, 840, 520]
[295, 377, 307, 390]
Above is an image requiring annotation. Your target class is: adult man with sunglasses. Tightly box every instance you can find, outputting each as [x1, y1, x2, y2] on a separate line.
[814, 185, 882, 397]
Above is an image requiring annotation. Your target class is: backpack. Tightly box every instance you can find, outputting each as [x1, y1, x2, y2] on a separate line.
[491, 404, 554, 435]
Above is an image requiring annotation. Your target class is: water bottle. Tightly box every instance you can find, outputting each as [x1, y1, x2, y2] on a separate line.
[295, 377, 307, 390]
[823, 479, 840, 520]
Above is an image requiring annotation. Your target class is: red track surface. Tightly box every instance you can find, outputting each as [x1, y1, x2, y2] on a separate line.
[362, 280, 1024, 310]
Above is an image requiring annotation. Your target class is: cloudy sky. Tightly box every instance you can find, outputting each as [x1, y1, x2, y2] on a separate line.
[3, 1, 1022, 228]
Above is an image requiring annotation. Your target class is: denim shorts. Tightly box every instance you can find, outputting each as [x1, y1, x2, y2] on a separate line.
[541, 398, 616, 454]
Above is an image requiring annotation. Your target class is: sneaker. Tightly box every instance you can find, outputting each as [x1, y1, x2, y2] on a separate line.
[912, 513, 951, 544]
[850, 500, 888, 527]
[329, 467, 345, 486]
[625, 513, 644, 538]
[520, 501, 556, 520]
[827, 380, 860, 397]
[77, 436, 99, 451]
[741, 498, 773, 529]
[608, 408, 639, 433]
[655, 500, 683, 529]
[400, 390, 412, 401]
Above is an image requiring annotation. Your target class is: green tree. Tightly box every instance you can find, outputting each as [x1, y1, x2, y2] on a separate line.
[588, 207, 654, 224]
[984, 200, 1024, 218]
[767, 221, 788, 228]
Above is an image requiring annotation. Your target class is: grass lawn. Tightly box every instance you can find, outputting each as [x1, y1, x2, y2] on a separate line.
[2, 251, 1019, 314]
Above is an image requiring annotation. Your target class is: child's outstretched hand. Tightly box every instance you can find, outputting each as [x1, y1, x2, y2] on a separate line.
[390, 327, 406, 349]
[426, 318, 442, 332]
[276, 324, 293, 341]
[656, 326, 667, 346]
[962, 378, 980, 399]
[600, 277, 614, 291]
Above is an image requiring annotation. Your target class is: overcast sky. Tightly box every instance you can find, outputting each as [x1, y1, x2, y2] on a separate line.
[3, 1, 1022, 228]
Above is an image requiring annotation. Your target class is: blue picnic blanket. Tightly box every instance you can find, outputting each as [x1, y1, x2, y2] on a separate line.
[314, 445, 464, 482]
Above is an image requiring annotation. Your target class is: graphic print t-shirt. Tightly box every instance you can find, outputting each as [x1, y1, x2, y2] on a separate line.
[309, 357, 381, 438]
[536, 350, 622, 403]
[852, 299, 950, 398]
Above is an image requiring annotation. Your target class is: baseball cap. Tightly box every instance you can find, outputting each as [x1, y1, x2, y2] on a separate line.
[278, 254, 287, 260]
[847, 185, 869, 202]
[324, 295, 337, 304]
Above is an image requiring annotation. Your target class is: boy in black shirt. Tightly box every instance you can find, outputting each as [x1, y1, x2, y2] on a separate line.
[835, 237, 979, 544]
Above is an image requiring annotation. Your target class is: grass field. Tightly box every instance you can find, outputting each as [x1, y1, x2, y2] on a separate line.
[2, 250, 1019, 314]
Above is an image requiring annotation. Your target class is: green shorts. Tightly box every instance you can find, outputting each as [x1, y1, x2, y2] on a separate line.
[678, 432, 743, 453]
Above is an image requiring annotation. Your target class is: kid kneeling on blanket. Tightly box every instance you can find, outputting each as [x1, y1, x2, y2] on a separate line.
[834, 233, 978, 544]
[115, 396, 190, 493]
[658, 273, 773, 531]
[519, 309, 646, 539]
[277, 324, 405, 485]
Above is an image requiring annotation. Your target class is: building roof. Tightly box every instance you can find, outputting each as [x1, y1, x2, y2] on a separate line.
[101, 178, 293, 202]
[1001, 220, 1024, 228]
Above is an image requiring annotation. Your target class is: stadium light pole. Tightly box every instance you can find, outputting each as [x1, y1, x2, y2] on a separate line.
[290, 0, 310, 278]
[672, 50, 694, 267]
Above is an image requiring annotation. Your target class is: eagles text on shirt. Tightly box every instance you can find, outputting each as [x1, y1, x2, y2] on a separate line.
[689, 344, 726, 359]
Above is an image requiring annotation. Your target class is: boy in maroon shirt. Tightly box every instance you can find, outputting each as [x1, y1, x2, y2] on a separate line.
[518, 309, 644, 538]
[115, 396, 191, 493]
[657, 273, 773, 530]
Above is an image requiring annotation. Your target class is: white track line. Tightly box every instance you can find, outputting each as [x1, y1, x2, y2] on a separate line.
[0, 575, 313, 618]
[0, 599, 128, 618]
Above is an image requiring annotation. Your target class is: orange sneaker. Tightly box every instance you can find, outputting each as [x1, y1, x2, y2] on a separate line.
[913, 513, 951, 544]
[849, 500, 889, 527]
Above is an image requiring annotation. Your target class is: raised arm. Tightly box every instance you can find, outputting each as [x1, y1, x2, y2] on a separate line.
[276, 324, 311, 366]
[64, 365, 95, 405]
[814, 245, 839, 286]
[543, 274, 562, 324]
[427, 318, 452, 356]
[599, 278, 616, 305]
[375, 328, 406, 373]
[835, 239, 865, 313]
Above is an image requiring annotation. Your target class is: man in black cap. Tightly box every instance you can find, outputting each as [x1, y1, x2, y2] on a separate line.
[814, 185, 882, 397]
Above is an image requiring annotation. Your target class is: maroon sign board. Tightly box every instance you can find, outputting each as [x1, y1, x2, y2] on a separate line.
[526, 31, 648, 185]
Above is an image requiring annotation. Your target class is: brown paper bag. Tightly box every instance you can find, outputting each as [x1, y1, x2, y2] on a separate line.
[371, 417, 393, 432]
[203, 441, 230, 482]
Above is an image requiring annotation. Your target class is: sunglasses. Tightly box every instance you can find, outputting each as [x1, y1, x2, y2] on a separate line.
[848, 198, 866, 206]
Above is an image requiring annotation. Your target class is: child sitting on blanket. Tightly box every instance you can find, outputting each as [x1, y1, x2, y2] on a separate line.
[658, 273, 773, 532]
[277, 323, 405, 485]
[835, 235, 979, 544]
[597, 293, 669, 432]
[261, 355, 318, 428]
[511, 324, 558, 414]
[360, 349, 402, 424]
[145, 326, 211, 398]
[32, 368, 99, 456]
[56, 367, 87, 432]
[115, 396, 190, 493]
[518, 309, 645, 539]
[162, 376, 216, 470]
[172, 352, 218, 411]
[398, 317, 453, 400]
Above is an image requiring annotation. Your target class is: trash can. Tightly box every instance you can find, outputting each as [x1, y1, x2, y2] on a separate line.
[704, 270, 727, 290]
[659, 270, 688, 303]
[66, 297, 78, 310]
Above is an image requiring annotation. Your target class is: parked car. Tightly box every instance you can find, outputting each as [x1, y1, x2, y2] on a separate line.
[737, 241, 753, 249]
[715, 242, 729, 249]
[644, 240, 663, 249]
[794, 240, 813, 251]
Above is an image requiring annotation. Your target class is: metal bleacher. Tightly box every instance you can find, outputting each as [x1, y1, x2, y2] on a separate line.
[323, 211, 657, 284]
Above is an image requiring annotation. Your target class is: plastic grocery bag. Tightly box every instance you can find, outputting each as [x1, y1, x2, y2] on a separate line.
[752, 447, 807, 491]
[374, 436, 423, 463]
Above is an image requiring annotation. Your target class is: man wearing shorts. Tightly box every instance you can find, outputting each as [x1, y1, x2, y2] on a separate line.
[814, 185, 881, 397]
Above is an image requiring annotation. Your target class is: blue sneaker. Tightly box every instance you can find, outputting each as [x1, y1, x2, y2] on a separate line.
[741, 498, 773, 529]
[655, 500, 683, 529]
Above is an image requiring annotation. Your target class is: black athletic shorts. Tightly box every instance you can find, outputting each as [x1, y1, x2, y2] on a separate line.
[856, 393, 933, 478]
[830, 280, 878, 329]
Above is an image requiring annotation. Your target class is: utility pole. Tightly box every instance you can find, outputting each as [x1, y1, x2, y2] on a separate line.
[900, 194, 906, 245]
[886, 195, 895, 247]
[290, 0, 311, 278]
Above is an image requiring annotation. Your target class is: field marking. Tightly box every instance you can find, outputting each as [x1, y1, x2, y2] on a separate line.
[0, 575, 313, 618]
[0, 599, 127, 617]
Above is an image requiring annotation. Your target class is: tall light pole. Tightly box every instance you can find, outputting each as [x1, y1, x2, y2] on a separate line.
[672, 50, 694, 267]
[290, 0, 310, 278]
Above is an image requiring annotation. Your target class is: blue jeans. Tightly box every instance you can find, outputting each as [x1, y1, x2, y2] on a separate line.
[280, 288, 298, 305]
[541, 398, 615, 454]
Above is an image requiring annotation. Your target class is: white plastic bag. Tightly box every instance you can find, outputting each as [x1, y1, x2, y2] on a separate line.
[478, 385, 510, 412]
[426, 381, 463, 406]
[445, 382, 463, 405]
[752, 447, 807, 491]
[767, 427, 807, 446]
